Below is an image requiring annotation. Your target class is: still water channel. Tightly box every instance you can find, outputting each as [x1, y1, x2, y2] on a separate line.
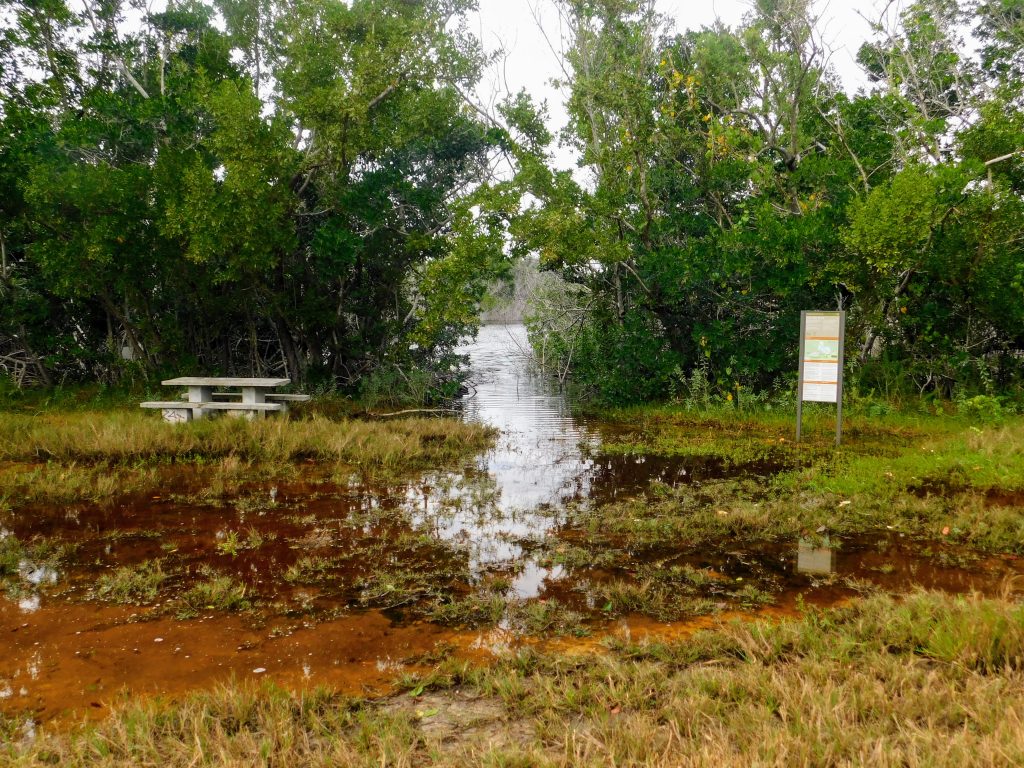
[1, 323, 1022, 724]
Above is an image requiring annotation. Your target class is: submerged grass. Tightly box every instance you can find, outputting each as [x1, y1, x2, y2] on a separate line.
[176, 570, 250, 617]
[6, 591, 1024, 766]
[94, 560, 168, 605]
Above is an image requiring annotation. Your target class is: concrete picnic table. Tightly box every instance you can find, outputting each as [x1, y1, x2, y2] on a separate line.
[141, 377, 309, 422]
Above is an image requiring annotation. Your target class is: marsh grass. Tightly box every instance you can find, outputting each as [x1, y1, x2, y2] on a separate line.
[177, 570, 250, 617]
[357, 565, 452, 610]
[0, 532, 76, 596]
[0, 410, 493, 508]
[283, 556, 338, 584]
[8, 591, 1024, 767]
[507, 598, 589, 637]
[597, 579, 722, 621]
[94, 560, 168, 604]
[0, 531, 24, 577]
[429, 591, 509, 627]
[549, 418, 1024, 557]
[0, 411, 493, 466]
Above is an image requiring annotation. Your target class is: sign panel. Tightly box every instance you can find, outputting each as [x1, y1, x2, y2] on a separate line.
[796, 310, 846, 445]
[800, 312, 842, 403]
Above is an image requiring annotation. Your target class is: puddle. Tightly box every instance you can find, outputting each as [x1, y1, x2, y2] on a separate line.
[2, 324, 1023, 723]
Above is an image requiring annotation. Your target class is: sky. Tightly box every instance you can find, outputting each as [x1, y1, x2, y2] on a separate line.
[468, 0, 888, 168]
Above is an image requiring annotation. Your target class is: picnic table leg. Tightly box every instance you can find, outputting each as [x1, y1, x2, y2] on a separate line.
[188, 385, 212, 419]
[241, 386, 266, 420]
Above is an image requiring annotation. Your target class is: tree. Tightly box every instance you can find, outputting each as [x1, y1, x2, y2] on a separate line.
[0, 0, 514, 397]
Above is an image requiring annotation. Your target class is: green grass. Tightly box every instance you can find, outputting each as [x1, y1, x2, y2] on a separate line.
[283, 556, 338, 584]
[94, 560, 168, 604]
[429, 591, 509, 627]
[176, 570, 250, 617]
[596, 579, 723, 621]
[6, 591, 1024, 766]
[569, 410, 1024, 554]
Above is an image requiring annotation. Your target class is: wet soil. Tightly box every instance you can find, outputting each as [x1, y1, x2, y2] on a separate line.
[0, 600, 474, 722]
[3, 325, 1024, 725]
[5, 468, 1022, 725]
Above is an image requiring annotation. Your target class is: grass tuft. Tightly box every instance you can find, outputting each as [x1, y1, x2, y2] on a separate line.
[95, 560, 168, 604]
[177, 570, 250, 617]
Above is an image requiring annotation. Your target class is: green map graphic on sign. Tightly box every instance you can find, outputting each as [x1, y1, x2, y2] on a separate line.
[806, 339, 839, 361]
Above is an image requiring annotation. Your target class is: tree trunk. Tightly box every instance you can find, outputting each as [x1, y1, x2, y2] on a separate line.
[274, 314, 302, 383]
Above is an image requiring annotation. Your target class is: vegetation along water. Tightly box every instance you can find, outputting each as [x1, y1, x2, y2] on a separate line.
[3, 0, 1024, 765]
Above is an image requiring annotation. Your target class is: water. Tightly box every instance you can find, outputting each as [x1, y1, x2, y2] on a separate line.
[406, 325, 599, 579]
[459, 324, 598, 511]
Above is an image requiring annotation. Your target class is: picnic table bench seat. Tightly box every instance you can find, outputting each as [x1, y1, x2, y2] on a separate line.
[141, 399, 285, 422]
[199, 401, 284, 411]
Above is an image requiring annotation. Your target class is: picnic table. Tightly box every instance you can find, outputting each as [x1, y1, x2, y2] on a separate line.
[141, 377, 309, 422]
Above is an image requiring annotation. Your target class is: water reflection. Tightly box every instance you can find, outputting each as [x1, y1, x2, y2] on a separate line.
[17, 595, 40, 614]
[796, 539, 837, 576]
[400, 325, 600, 570]
[20, 562, 58, 587]
[510, 561, 565, 600]
[459, 324, 599, 511]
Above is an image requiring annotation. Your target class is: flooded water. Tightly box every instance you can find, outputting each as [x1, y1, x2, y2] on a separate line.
[2, 323, 1023, 723]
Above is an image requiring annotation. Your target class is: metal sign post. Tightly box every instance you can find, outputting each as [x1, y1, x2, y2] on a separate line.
[796, 311, 846, 446]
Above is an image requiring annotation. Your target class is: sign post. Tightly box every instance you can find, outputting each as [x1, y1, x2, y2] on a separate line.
[796, 311, 846, 445]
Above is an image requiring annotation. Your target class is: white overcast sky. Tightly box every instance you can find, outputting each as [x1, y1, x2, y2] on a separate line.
[469, 0, 888, 167]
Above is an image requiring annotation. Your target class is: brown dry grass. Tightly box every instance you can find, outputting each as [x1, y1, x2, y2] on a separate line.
[0, 411, 492, 465]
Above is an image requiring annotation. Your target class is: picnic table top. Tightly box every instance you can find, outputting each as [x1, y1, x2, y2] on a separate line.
[162, 377, 290, 387]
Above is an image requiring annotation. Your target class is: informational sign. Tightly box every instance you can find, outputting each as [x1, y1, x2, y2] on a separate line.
[796, 311, 846, 444]
[801, 313, 842, 403]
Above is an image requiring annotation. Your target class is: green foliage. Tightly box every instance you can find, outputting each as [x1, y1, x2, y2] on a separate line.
[0, 0, 511, 392]
[512, 0, 1024, 406]
[178, 569, 250, 616]
[5, 0, 1024, 407]
[95, 560, 168, 604]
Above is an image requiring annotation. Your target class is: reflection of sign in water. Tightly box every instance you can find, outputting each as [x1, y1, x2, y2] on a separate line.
[796, 539, 836, 575]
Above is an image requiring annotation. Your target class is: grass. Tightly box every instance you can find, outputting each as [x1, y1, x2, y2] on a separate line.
[555, 410, 1024, 556]
[0, 410, 493, 466]
[595, 579, 723, 621]
[429, 591, 509, 627]
[6, 591, 1024, 766]
[284, 556, 338, 584]
[0, 410, 494, 507]
[507, 598, 589, 637]
[94, 560, 168, 604]
[0, 532, 75, 596]
[176, 569, 250, 617]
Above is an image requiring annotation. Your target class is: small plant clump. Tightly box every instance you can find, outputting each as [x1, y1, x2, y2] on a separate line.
[95, 560, 168, 604]
[429, 591, 508, 627]
[177, 568, 250, 617]
[506, 598, 589, 637]
[283, 556, 337, 584]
